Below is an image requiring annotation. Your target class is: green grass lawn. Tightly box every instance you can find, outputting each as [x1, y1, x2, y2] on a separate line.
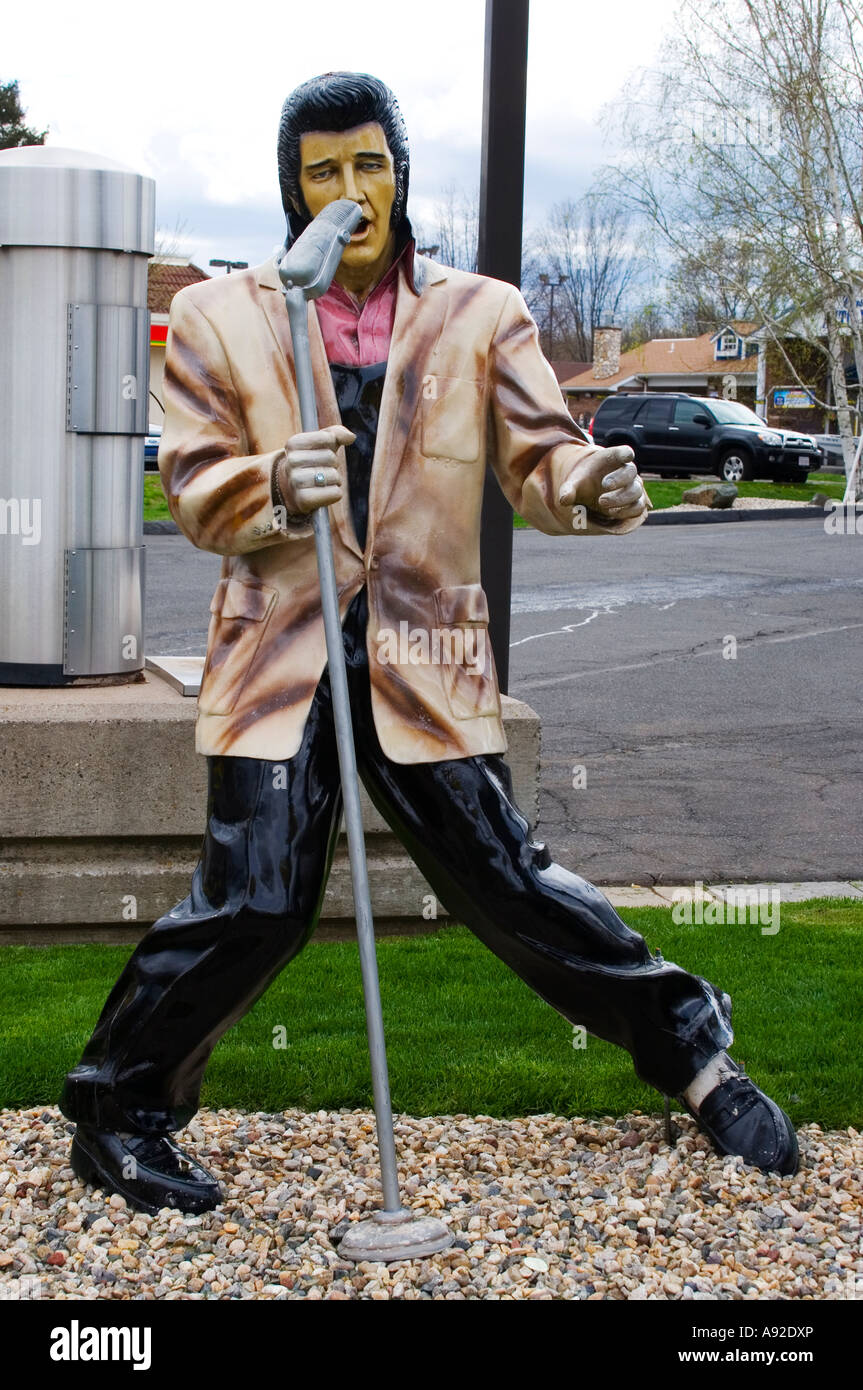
[143, 474, 172, 522]
[643, 476, 845, 510]
[3, 901, 860, 1128]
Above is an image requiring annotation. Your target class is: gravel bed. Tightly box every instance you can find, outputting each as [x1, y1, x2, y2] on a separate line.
[1, 1107, 860, 1301]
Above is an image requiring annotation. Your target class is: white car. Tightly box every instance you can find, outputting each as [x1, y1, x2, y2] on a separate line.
[144, 426, 162, 471]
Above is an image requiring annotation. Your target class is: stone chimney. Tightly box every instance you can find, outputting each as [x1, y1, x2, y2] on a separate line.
[592, 325, 622, 380]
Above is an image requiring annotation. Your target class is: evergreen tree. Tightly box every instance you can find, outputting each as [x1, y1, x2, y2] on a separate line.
[0, 80, 47, 149]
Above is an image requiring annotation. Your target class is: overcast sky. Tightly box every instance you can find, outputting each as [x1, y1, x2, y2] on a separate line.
[6, 0, 679, 271]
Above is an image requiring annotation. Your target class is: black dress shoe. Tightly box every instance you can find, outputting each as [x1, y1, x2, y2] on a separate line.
[70, 1126, 222, 1216]
[679, 1069, 799, 1176]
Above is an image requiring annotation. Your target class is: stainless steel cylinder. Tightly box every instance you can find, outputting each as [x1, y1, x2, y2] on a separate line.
[0, 147, 155, 683]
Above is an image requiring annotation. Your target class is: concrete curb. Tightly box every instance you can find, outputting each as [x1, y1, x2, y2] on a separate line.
[645, 505, 827, 526]
[144, 520, 180, 534]
[601, 880, 863, 908]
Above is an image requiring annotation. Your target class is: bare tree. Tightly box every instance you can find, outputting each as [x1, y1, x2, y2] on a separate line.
[152, 218, 193, 264]
[417, 182, 479, 272]
[527, 194, 643, 360]
[415, 183, 642, 365]
[603, 0, 863, 493]
[621, 301, 677, 351]
[667, 238, 762, 337]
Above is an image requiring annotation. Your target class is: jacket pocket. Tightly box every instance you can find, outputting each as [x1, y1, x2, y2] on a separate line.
[420, 377, 484, 463]
[432, 583, 500, 720]
[198, 577, 277, 716]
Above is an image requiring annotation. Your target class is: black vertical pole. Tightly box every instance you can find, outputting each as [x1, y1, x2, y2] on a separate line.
[477, 0, 529, 695]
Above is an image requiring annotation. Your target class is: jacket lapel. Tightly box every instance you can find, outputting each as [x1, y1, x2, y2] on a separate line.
[307, 302, 361, 558]
[256, 258, 362, 560]
[366, 258, 449, 552]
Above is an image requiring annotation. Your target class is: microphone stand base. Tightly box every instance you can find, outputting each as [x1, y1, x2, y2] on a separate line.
[337, 1208, 453, 1263]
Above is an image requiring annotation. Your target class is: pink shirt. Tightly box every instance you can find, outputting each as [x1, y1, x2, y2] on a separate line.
[315, 238, 415, 366]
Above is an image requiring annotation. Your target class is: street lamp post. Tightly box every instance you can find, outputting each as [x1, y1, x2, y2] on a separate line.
[538, 272, 568, 359]
[209, 258, 249, 275]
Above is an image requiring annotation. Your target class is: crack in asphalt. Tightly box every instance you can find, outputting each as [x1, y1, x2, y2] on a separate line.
[510, 607, 617, 648]
[516, 620, 863, 690]
[510, 572, 863, 617]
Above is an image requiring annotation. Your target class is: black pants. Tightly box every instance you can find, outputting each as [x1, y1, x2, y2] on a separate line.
[61, 588, 733, 1136]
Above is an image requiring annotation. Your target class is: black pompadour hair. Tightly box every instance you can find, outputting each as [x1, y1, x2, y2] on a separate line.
[277, 71, 410, 245]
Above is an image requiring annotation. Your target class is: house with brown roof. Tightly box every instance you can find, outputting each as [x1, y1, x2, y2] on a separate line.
[147, 258, 211, 427]
[560, 323, 758, 420]
[550, 359, 591, 386]
[548, 360, 592, 427]
[563, 316, 860, 445]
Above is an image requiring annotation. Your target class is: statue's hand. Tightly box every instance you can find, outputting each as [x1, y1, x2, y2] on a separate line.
[559, 444, 652, 526]
[275, 424, 356, 514]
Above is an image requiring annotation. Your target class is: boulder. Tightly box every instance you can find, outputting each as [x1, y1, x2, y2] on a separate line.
[681, 483, 738, 509]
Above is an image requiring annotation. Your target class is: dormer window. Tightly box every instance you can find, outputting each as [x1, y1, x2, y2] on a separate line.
[715, 331, 741, 359]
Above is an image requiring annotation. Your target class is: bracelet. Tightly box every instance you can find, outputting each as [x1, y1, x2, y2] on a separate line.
[271, 456, 309, 530]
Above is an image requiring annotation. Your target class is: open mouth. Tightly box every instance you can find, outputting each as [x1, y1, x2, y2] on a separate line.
[351, 218, 371, 239]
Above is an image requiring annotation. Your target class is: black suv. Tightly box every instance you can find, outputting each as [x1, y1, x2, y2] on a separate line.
[590, 393, 820, 483]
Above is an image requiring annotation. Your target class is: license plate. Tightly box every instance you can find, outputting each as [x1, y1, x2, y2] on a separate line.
[798, 455, 809, 467]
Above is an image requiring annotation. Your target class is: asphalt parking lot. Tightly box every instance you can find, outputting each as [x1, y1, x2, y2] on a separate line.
[145, 514, 863, 882]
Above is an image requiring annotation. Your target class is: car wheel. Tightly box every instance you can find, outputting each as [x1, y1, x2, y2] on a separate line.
[719, 449, 753, 484]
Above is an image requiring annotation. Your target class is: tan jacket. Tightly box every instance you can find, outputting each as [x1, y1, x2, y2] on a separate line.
[159, 252, 630, 763]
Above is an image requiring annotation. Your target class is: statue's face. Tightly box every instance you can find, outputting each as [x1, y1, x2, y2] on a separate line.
[298, 121, 396, 275]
